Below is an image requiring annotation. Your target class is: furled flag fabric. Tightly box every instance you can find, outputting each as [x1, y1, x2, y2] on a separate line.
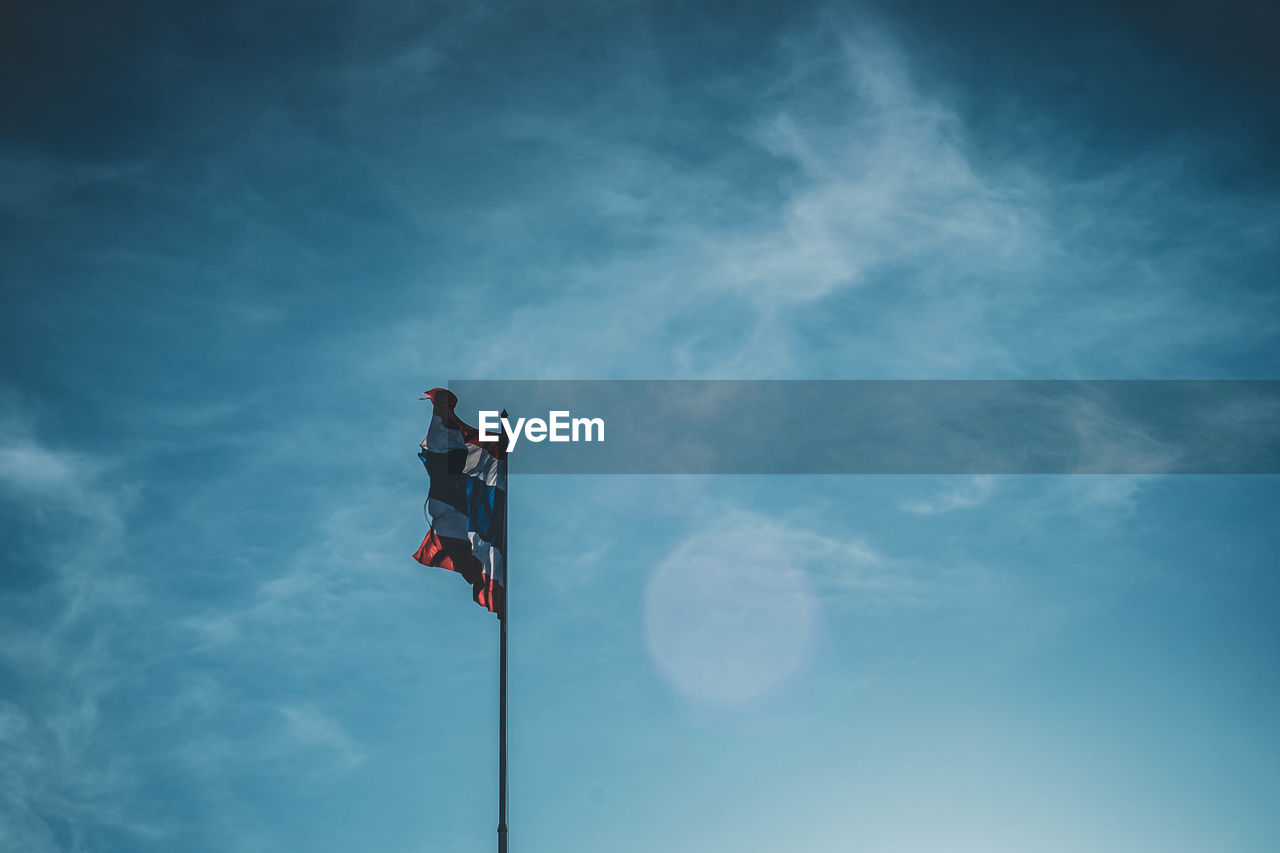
[414, 388, 507, 618]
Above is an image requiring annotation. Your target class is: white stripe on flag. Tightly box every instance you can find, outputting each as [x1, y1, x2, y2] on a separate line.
[468, 533, 505, 581]
[464, 444, 506, 487]
[426, 499, 470, 538]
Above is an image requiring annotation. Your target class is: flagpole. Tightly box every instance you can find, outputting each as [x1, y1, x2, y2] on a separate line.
[498, 410, 509, 853]
[498, 601, 508, 853]
[498, 602, 508, 853]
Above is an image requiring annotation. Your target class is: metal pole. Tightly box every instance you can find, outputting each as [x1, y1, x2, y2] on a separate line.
[498, 613, 507, 853]
[498, 616, 507, 852]
[498, 411, 509, 853]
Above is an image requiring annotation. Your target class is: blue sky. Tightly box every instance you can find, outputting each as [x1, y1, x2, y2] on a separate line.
[2, 1, 1279, 851]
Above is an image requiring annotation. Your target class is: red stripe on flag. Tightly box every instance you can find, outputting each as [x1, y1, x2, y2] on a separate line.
[414, 529, 505, 619]
[414, 529, 479, 581]
[476, 572, 505, 619]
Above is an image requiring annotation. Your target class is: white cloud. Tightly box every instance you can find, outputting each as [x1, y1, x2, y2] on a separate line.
[723, 31, 1037, 307]
[0, 429, 126, 532]
[0, 409, 155, 847]
[901, 475, 996, 515]
[277, 704, 366, 771]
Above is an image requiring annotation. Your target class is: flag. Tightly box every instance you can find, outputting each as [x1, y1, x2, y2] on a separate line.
[414, 388, 507, 618]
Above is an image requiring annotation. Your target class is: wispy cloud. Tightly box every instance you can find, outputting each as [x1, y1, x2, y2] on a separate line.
[901, 475, 996, 515]
[0, 423, 126, 533]
[724, 30, 1037, 308]
[276, 704, 366, 771]
[0, 396, 406, 846]
[3, 3, 1277, 849]
[348, 15, 1277, 381]
[0, 405, 161, 850]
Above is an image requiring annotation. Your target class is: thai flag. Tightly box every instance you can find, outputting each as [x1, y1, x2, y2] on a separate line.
[414, 388, 507, 618]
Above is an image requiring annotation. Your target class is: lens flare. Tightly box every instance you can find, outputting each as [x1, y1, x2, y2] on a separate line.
[644, 526, 815, 705]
